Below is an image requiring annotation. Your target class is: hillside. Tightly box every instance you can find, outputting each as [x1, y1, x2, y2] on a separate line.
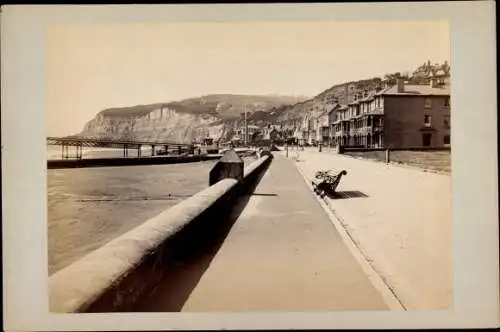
[99, 94, 307, 118]
[77, 60, 450, 144]
[78, 94, 308, 143]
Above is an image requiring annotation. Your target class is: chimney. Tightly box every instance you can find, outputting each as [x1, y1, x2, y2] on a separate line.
[397, 79, 405, 93]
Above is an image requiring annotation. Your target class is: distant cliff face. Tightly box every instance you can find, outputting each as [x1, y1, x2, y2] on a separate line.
[81, 106, 226, 143]
[78, 94, 308, 143]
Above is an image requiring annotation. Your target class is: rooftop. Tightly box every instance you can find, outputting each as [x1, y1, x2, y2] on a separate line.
[359, 91, 377, 103]
[326, 103, 340, 113]
[382, 84, 450, 96]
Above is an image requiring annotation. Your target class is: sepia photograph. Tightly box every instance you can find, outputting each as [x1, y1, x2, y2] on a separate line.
[2, 2, 498, 330]
[46, 19, 453, 313]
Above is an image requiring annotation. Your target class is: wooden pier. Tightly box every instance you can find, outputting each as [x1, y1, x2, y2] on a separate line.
[47, 136, 194, 160]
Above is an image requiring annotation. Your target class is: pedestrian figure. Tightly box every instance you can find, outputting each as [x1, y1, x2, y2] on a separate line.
[293, 146, 300, 161]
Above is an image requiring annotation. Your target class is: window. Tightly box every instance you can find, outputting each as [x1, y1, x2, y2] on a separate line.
[422, 133, 432, 147]
[444, 134, 450, 145]
[424, 115, 432, 127]
[443, 115, 450, 128]
[444, 97, 450, 107]
[424, 97, 432, 108]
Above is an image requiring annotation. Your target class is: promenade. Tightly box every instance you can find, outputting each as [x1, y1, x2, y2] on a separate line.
[137, 153, 389, 311]
[290, 148, 452, 310]
[51, 148, 453, 313]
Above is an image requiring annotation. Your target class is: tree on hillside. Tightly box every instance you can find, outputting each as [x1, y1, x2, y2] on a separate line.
[383, 71, 409, 84]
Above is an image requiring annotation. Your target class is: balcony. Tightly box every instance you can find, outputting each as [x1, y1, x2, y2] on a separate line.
[419, 123, 436, 132]
[362, 126, 384, 134]
[334, 129, 347, 137]
[365, 107, 384, 116]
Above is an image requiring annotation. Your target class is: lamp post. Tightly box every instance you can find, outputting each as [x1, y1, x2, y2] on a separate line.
[244, 103, 248, 147]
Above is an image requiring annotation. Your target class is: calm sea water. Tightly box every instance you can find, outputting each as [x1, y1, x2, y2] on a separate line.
[47, 146, 257, 276]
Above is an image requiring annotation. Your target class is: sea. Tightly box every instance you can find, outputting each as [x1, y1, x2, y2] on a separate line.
[47, 145, 257, 276]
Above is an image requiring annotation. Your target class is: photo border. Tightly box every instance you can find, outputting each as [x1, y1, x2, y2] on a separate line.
[2, 2, 498, 330]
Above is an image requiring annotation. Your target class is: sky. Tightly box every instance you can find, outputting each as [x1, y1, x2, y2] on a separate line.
[46, 21, 450, 136]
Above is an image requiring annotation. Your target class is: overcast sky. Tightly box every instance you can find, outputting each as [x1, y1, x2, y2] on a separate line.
[46, 21, 450, 136]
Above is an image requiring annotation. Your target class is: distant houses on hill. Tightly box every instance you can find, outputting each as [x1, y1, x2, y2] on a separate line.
[221, 60, 451, 149]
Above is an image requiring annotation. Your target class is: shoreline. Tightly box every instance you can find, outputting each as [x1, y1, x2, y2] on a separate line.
[47, 154, 222, 169]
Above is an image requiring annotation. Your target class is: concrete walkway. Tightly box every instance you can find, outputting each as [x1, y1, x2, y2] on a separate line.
[139, 154, 388, 312]
[290, 149, 452, 310]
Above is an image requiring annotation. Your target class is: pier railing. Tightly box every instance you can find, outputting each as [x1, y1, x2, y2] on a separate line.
[47, 136, 194, 160]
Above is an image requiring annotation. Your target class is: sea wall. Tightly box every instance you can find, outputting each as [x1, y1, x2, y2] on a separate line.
[49, 154, 273, 313]
[47, 154, 222, 169]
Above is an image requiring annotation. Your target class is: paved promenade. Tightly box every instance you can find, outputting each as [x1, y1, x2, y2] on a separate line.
[138, 154, 388, 312]
[289, 148, 452, 310]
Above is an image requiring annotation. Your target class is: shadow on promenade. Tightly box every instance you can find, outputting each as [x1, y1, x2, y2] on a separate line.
[131, 162, 271, 312]
[329, 190, 369, 199]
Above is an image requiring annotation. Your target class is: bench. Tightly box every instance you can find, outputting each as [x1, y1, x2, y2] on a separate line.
[311, 170, 348, 198]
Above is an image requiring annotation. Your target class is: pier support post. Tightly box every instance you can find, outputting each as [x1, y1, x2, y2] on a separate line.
[209, 149, 244, 186]
[138, 145, 141, 158]
[151, 145, 155, 157]
[385, 148, 390, 164]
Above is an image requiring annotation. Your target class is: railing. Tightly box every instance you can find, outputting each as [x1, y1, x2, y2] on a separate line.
[47, 136, 192, 147]
[364, 107, 384, 115]
[343, 146, 451, 153]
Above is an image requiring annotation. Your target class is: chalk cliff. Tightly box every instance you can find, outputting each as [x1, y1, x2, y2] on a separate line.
[78, 94, 308, 143]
